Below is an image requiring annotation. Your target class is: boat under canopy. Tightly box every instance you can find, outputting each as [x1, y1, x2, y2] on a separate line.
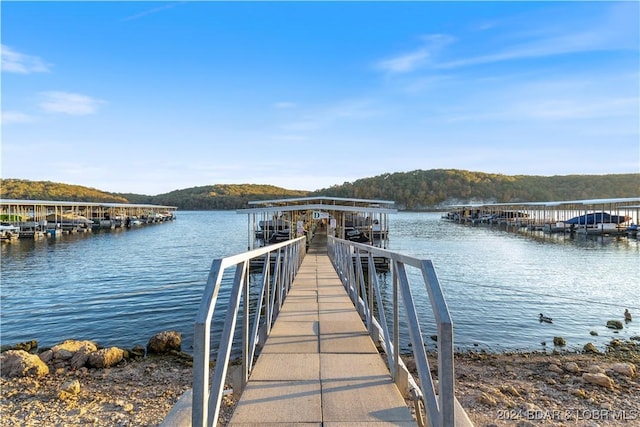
[564, 212, 631, 225]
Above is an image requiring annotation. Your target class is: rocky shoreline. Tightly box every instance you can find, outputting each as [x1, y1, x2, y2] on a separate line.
[1, 334, 638, 426]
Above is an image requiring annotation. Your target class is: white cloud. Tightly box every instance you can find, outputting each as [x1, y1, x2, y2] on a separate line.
[513, 97, 638, 120]
[39, 91, 106, 115]
[121, 2, 184, 22]
[375, 34, 456, 74]
[1, 45, 51, 74]
[376, 48, 430, 74]
[436, 32, 608, 70]
[437, 4, 638, 70]
[1, 111, 36, 124]
[280, 98, 383, 133]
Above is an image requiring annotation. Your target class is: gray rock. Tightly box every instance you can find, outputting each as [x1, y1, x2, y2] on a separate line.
[39, 349, 54, 364]
[69, 343, 97, 370]
[147, 331, 182, 354]
[582, 343, 601, 354]
[564, 362, 580, 373]
[553, 336, 566, 347]
[51, 340, 98, 361]
[548, 363, 563, 374]
[130, 345, 146, 358]
[582, 372, 614, 389]
[610, 362, 636, 378]
[61, 379, 81, 395]
[587, 365, 604, 374]
[1, 350, 50, 378]
[87, 347, 124, 368]
[606, 320, 623, 330]
[3, 340, 39, 353]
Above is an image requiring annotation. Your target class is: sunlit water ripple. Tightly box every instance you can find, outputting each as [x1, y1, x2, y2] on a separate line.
[1, 211, 638, 354]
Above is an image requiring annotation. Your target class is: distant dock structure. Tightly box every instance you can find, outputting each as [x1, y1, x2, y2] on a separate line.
[0, 199, 177, 241]
[236, 196, 396, 273]
[237, 196, 397, 250]
[443, 197, 640, 237]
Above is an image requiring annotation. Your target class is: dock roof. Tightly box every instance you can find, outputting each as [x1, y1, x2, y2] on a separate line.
[0, 199, 177, 210]
[446, 197, 640, 209]
[238, 196, 396, 214]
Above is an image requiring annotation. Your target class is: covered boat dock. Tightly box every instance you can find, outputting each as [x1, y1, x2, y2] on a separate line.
[237, 196, 397, 251]
[0, 199, 177, 239]
[442, 197, 640, 237]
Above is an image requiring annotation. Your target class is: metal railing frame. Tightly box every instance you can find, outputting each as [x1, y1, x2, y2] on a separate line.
[192, 236, 306, 427]
[328, 236, 455, 427]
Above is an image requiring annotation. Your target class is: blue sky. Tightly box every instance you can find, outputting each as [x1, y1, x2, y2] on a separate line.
[2, 1, 638, 195]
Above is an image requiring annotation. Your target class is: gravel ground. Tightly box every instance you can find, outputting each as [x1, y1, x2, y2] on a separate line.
[448, 348, 639, 426]
[1, 344, 638, 426]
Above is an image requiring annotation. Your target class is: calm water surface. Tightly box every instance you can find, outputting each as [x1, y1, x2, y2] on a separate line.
[1, 211, 638, 353]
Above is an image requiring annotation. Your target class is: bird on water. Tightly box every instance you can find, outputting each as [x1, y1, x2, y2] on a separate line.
[539, 313, 553, 323]
[625, 309, 632, 322]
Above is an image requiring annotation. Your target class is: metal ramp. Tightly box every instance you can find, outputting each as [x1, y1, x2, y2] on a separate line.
[228, 238, 416, 425]
[166, 206, 474, 427]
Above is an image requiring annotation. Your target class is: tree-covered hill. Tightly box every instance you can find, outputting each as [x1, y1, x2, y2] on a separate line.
[117, 184, 309, 210]
[2, 170, 638, 210]
[0, 179, 129, 203]
[0, 179, 309, 209]
[310, 169, 640, 210]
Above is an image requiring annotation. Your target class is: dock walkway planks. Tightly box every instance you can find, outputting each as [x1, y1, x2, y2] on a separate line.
[228, 234, 417, 426]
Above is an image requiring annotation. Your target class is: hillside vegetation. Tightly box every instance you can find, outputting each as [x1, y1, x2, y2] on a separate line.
[311, 169, 640, 209]
[1, 170, 638, 210]
[0, 179, 309, 210]
[0, 179, 129, 203]
[117, 184, 309, 210]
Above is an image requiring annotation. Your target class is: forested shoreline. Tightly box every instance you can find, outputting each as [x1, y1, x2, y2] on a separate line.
[1, 169, 638, 210]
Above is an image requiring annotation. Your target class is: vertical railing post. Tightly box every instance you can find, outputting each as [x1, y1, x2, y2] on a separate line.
[264, 252, 272, 331]
[192, 260, 225, 427]
[205, 263, 246, 426]
[192, 237, 305, 427]
[392, 260, 400, 384]
[241, 260, 250, 392]
[367, 254, 373, 327]
[421, 260, 455, 427]
[324, 236, 459, 426]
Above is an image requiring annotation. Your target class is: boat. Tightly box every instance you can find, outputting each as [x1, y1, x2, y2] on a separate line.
[258, 219, 288, 231]
[0, 222, 20, 241]
[46, 212, 94, 229]
[345, 227, 371, 243]
[564, 212, 631, 225]
[267, 230, 291, 244]
[564, 212, 631, 235]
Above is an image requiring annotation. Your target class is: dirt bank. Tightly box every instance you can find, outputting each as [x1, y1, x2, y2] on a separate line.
[1, 346, 638, 426]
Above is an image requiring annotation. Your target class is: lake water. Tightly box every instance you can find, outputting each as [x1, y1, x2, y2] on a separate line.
[1, 211, 638, 354]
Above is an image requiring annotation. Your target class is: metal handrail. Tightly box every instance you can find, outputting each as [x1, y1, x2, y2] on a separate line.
[192, 236, 306, 427]
[328, 236, 455, 427]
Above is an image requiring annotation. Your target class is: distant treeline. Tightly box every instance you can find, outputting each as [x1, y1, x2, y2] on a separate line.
[310, 169, 640, 210]
[0, 179, 129, 203]
[2, 170, 638, 211]
[117, 184, 309, 210]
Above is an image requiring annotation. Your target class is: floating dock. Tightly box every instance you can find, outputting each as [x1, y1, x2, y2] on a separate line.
[237, 196, 397, 249]
[237, 196, 397, 270]
[442, 197, 640, 237]
[227, 233, 419, 426]
[0, 199, 177, 240]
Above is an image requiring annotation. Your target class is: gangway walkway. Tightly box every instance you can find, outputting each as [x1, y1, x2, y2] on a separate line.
[227, 233, 417, 425]
[164, 227, 473, 426]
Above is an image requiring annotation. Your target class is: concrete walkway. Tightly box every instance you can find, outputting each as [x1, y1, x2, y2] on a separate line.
[227, 235, 417, 426]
